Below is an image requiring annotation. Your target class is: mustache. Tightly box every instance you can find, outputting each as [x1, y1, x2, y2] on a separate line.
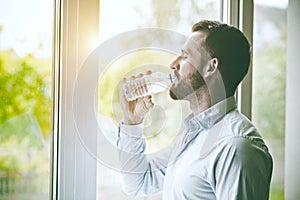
[174, 71, 180, 80]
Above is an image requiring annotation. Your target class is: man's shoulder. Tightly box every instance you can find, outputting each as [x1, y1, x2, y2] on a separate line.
[222, 110, 260, 138]
[215, 110, 270, 154]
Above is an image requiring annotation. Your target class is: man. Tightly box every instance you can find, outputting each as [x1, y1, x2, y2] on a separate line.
[117, 20, 273, 200]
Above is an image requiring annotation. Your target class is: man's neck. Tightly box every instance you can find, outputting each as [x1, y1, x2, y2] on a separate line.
[186, 86, 212, 116]
[186, 86, 228, 116]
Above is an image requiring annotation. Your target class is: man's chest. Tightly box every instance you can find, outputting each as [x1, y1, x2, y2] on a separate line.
[163, 136, 217, 199]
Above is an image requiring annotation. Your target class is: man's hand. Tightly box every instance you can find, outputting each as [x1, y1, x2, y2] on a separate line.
[120, 72, 154, 125]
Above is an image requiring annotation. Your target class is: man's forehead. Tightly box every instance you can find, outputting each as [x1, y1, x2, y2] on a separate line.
[182, 32, 209, 56]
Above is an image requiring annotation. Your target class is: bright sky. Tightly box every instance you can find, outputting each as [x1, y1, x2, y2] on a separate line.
[0, 0, 288, 58]
[256, 0, 288, 8]
[0, 0, 53, 57]
[99, 0, 156, 43]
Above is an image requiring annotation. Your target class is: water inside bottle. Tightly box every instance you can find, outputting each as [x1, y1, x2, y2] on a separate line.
[148, 81, 168, 94]
[123, 76, 171, 101]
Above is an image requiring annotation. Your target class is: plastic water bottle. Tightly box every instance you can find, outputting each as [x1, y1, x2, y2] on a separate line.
[122, 72, 176, 101]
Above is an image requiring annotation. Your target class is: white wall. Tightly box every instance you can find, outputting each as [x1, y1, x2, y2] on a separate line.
[285, 0, 300, 199]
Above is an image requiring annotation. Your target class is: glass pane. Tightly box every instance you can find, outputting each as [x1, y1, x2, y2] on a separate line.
[252, 1, 287, 200]
[0, 0, 53, 199]
[97, 0, 220, 199]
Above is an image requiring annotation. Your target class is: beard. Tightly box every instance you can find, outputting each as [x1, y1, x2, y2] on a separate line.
[169, 70, 206, 100]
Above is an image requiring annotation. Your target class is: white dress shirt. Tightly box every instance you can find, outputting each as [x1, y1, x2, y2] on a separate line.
[117, 96, 273, 200]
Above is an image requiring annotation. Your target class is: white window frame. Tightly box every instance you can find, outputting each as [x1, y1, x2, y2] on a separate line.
[285, 0, 300, 199]
[51, 0, 99, 199]
[50, 0, 254, 199]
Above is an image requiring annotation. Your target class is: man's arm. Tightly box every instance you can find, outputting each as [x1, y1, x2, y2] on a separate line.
[214, 136, 273, 200]
[117, 122, 172, 196]
[117, 73, 173, 196]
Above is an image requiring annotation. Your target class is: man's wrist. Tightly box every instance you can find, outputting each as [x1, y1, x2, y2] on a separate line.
[119, 120, 144, 137]
[123, 117, 143, 125]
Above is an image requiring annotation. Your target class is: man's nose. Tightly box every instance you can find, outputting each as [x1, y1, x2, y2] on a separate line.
[169, 56, 181, 71]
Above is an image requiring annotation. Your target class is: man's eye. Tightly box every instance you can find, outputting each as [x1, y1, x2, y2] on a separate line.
[181, 54, 188, 59]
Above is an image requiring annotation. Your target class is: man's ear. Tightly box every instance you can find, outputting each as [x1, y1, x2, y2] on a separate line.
[203, 58, 219, 78]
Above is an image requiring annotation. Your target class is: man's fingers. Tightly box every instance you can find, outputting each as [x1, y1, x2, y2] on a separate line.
[143, 96, 154, 109]
[120, 78, 127, 97]
[137, 73, 143, 78]
[130, 75, 136, 80]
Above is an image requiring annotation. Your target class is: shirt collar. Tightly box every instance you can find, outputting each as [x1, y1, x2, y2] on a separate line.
[184, 96, 237, 131]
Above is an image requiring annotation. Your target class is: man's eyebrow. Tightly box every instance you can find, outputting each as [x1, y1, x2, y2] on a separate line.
[181, 49, 188, 55]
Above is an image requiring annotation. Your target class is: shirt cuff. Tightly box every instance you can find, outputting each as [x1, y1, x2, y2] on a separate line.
[120, 122, 144, 138]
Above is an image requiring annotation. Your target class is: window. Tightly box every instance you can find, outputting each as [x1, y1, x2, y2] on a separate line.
[52, 0, 288, 199]
[97, 0, 221, 199]
[252, 0, 287, 199]
[0, 0, 53, 199]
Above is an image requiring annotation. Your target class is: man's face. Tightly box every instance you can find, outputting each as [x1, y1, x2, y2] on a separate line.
[169, 31, 211, 100]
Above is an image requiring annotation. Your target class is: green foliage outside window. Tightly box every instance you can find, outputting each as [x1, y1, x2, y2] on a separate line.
[0, 49, 51, 194]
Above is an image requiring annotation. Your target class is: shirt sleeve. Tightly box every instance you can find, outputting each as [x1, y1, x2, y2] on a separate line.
[214, 136, 273, 200]
[117, 122, 173, 197]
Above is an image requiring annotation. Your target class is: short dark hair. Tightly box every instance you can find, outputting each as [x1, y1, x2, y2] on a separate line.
[192, 20, 251, 96]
